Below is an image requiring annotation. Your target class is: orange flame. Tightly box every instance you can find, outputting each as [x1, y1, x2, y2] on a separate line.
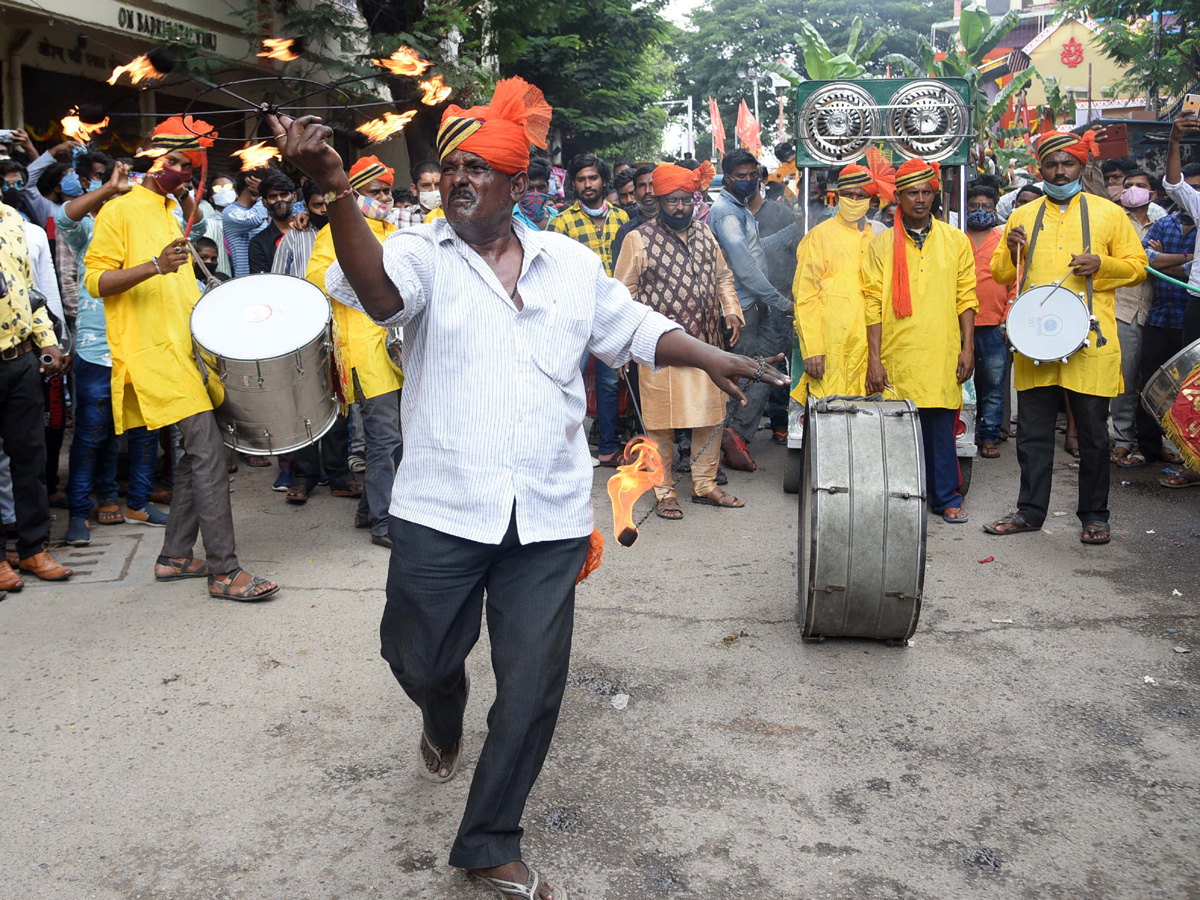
[62, 113, 109, 143]
[232, 141, 282, 171]
[606, 437, 664, 547]
[107, 54, 162, 85]
[356, 110, 417, 144]
[135, 146, 168, 159]
[419, 74, 452, 106]
[371, 46, 432, 77]
[258, 38, 301, 62]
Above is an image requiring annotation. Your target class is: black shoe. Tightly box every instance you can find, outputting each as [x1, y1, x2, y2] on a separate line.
[354, 514, 371, 529]
[716, 467, 728, 486]
[371, 533, 394, 549]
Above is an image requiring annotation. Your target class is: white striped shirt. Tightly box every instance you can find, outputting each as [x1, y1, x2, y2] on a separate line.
[325, 217, 680, 545]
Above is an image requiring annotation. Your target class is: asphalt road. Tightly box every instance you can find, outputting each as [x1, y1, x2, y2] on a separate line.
[3, 434, 1198, 899]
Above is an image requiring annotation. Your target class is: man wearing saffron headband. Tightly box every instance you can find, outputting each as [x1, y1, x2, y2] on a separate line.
[614, 161, 745, 519]
[85, 116, 279, 600]
[987, 130, 1147, 544]
[863, 158, 978, 524]
[269, 76, 786, 899]
[792, 162, 890, 405]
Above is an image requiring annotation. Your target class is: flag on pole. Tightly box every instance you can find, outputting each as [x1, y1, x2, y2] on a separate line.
[736, 99, 762, 158]
[708, 96, 726, 159]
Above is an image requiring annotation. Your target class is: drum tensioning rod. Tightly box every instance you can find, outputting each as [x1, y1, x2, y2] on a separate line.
[1144, 265, 1200, 296]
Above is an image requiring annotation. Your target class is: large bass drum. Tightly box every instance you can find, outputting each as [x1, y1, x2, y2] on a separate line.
[191, 274, 338, 455]
[799, 395, 927, 642]
[1141, 337, 1200, 423]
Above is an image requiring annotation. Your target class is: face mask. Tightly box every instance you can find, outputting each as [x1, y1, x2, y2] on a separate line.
[1, 186, 22, 209]
[728, 176, 759, 200]
[418, 189, 441, 211]
[213, 187, 236, 207]
[620, 202, 638, 218]
[836, 196, 870, 223]
[659, 208, 693, 231]
[579, 200, 609, 217]
[151, 166, 190, 195]
[1120, 186, 1151, 209]
[88, 178, 103, 192]
[1042, 179, 1082, 202]
[1181, 213, 1196, 227]
[308, 211, 328, 231]
[966, 208, 997, 230]
[356, 193, 393, 220]
[268, 199, 292, 219]
[193, 262, 213, 282]
[1106, 183, 1124, 200]
[519, 190, 549, 222]
[637, 195, 660, 219]
[59, 170, 83, 197]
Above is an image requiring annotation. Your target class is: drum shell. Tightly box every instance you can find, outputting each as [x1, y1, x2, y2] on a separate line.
[1006, 285, 1091, 363]
[799, 396, 926, 641]
[1141, 337, 1200, 423]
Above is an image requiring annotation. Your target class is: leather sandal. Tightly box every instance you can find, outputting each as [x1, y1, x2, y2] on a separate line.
[0, 560, 25, 592]
[655, 496, 683, 520]
[286, 484, 310, 505]
[97, 500, 125, 525]
[331, 481, 363, 498]
[155, 555, 210, 582]
[18, 550, 73, 581]
[207, 567, 279, 602]
[471, 864, 567, 900]
[418, 671, 469, 783]
[691, 487, 744, 508]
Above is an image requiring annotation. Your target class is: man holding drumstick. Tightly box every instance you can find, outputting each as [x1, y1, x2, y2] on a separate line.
[986, 131, 1148, 544]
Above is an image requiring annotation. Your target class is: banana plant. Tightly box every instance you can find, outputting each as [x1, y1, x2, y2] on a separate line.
[760, 16, 892, 85]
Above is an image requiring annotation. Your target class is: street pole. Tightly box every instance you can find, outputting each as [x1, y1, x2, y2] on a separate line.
[687, 94, 695, 157]
[753, 75, 760, 125]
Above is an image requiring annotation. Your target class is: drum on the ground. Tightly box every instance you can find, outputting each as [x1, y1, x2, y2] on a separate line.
[1141, 337, 1200, 423]
[191, 273, 337, 455]
[799, 395, 926, 642]
[1005, 284, 1091, 365]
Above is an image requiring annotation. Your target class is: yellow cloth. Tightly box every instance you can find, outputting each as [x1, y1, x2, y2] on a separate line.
[0, 205, 56, 351]
[990, 193, 1148, 397]
[790, 216, 884, 402]
[424, 207, 445, 223]
[863, 219, 978, 409]
[83, 184, 209, 433]
[306, 218, 402, 400]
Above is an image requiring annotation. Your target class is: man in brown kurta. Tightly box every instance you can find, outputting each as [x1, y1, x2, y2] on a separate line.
[615, 162, 745, 519]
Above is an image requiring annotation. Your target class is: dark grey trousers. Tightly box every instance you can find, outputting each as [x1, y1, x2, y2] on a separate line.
[380, 509, 589, 870]
[727, 300, 774, 442]
[353, 372, 402, 538]
[161, 410, 238, 573]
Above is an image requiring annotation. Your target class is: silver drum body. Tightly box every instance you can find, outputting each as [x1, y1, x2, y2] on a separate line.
[1141, 337, 1200, 423]
[799, 395, 927, 642]
[190, 274, 338, 455]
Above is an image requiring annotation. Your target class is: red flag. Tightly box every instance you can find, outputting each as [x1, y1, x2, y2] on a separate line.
[708, 96, 726, 159]
[736, 99, 762, 157]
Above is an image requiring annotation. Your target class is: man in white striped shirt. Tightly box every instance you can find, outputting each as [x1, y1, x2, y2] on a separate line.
[269, 79, 785, 900]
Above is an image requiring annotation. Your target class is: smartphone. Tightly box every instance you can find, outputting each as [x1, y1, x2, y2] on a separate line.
[1096, 123, 1129, 159]
[1184, 93, 1200, 116]
[0, 129, 14, 142]
[129, 171, 145, 185]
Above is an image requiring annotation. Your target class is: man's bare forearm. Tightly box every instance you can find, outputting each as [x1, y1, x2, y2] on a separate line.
[321, 174, 403, 320]
[97, 262, 159, 297]
[653, 328, 726, 370]
[866, 323, 882, 363]
[959, 308, 975, 346]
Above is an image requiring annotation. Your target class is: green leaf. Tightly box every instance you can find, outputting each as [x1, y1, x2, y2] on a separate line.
[761, 59, 803, 85]
[844, 16, 863, 58]
[957, 0, 990, 58]
[974, 10, 1020, 63]
[858, 27, 893, 63]
[884, 53, 924, 77]
[987, 66, 1035, 121]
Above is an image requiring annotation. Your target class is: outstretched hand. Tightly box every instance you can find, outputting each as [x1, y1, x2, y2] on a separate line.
[265, 114, 347, 191]
[705, 351, 787, 407]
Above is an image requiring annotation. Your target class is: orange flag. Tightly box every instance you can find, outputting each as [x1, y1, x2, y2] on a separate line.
[736, 99, 762, 157]
[708, 96, 726, 159]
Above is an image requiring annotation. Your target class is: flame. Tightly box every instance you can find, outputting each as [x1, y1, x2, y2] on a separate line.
[107, 54, 162, 85]
[258, 38, 300, 62]
[62, 113, 109, 143]
[232, 141, 282, 171]
[135, 146, 168, 159]
[606, 437, 664, 547]
[419, 74, 452, 106]
[371, 46, 432, 77]
[356, 110, 417, 144]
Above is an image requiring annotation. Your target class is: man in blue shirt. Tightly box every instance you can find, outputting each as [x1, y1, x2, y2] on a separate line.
[708, 149, 800, 470]
[221, 167, 272, 276]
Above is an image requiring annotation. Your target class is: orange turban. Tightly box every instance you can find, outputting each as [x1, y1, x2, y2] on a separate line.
[150, 115, 217, 167]
[652, 161, 716, 196]
[890, 159, 942, 319]
[437, 77, 552, 175]
[348, 155, 394, 190]
[837, 163, 878, 196]
[1037, 130, 1099, 165]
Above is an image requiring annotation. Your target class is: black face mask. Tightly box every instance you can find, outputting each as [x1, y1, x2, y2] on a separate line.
[660, 208, 693, 231]
[193, 262, 213, 281]
[1, 186, 22, 209]
[308, 211, 328, 230]
[619, 202, 638, 218]
[268, 199, 291, 219]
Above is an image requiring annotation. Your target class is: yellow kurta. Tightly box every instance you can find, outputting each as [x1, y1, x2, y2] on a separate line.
[990, 193, 1147, 397]
[614, 225, 742, 429]
[862, 219, 979, 409]
[83, 184, 210, 434]
[790, 216, 884, 402]
[307, 218, 402, 400]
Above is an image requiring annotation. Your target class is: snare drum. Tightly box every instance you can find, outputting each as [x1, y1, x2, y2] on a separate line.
[191, 274, 338, 455]
[1006, 284, 1092, 365]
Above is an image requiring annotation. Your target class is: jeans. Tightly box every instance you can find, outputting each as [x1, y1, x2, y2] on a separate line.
[973, 325, 1009, 444]
[767, 307, 794, 432]
[1109, 317, 1142, 451]
[353, 373, 402, 538]
[68, 359, 159, 518]
[727, 301, 775, 443]
[919, 407, 963, 513]
[581, 354, 620, 456]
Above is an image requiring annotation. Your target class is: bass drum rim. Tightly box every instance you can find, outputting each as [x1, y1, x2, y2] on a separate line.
[190, 273, 332, 365]
[1140, 336, 1200, 423]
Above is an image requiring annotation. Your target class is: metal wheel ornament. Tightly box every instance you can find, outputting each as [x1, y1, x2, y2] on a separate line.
[884, 80, 970, 162]
[797, 83, 880, 165]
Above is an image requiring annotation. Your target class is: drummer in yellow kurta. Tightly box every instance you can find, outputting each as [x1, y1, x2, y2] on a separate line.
[985, 130, 1147, 545]
[85, 115, 279, 600]
[863, 158, 977, 524]
[305, 155, 403, 547]
[614, 161, 744, 520]
[791, 162, 890, 403]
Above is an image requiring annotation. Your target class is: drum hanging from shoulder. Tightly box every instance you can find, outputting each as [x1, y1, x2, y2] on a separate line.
[1141, 337, 1200, 423]
[191, 273, 338, 455]
[799, 395, 926, 642]
[1005, 284, 1092, 365]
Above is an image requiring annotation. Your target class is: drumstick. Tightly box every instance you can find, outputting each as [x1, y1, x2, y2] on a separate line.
[1040, 245, 1091, 306]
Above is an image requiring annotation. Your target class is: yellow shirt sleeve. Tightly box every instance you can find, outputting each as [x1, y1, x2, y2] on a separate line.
[862, 231, 886, 327]
[305, 225, 335, 289]
[792, 230, 827, 356]
[955, 232, 980, 317]
[82, 201, 127, 298]
[990, 216, 1017, 287]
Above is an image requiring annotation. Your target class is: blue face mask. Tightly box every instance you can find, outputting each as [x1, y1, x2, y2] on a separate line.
[966, 208, 997, 230]
[88, 178, 103, 192]
[728, 176, 759, 200]
[1042, 179, 1082, 202]
[59, 170, 83, 198]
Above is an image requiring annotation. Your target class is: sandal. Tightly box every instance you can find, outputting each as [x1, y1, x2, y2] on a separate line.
[655, 496, 683, 520]
[418, 671, 469, 783]
[1114, 450, 1147, 468]
[983, 512, 1040, 536]
[330, 481, 363, 498]
[97, 500, 125, 525]
[1081, 522, 1110, 545]
[155, 555, 210, 582]
[979, 441, 1000, 459]
[941, 507, 969, 524]
[243, 454, 271, 468]
[691, 487, 744, 508]
[471, 864, 567, 900]
[1160, 469, 1200, 489]
[286, 484, 310, 505]
[208, 567, 279, 601]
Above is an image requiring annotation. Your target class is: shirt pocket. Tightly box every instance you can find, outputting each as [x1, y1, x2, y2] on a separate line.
[526, 304, 591, 388]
